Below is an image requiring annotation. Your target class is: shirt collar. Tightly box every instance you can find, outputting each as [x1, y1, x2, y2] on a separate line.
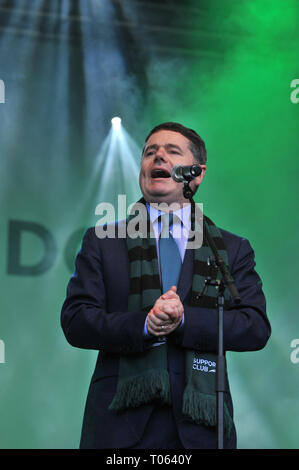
[146, 202, 191, 232]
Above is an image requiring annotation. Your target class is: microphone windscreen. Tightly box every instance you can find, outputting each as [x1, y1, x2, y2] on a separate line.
[171, 165, 184, 182]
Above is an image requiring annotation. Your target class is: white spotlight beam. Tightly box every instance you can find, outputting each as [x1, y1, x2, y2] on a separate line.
[111, 116, 121, 131]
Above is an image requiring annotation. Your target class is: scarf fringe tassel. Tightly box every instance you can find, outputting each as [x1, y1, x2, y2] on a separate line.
[109, 370, 171, 411]
[183, 386, 233, 436]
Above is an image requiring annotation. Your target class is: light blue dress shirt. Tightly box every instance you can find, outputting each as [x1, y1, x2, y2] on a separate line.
[143, 203, 191, 336]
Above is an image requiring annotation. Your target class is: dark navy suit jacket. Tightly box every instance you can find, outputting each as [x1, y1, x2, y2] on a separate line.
[61, 224, 271, 449]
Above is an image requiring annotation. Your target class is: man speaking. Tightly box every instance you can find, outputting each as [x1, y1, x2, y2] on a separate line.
[61, 122, 271, 449]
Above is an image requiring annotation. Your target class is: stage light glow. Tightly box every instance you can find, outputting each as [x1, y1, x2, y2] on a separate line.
[79, 120, 141, 222]
[111, 116, 121, 130]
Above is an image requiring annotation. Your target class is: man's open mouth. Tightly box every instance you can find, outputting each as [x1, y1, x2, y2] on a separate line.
[151, 168, 171, 179]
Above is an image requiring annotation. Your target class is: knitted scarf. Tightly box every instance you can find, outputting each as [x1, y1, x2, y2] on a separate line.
[109, 199, 233, 435]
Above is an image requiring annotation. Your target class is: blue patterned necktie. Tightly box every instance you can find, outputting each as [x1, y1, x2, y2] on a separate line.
[159, 213, 182, 293]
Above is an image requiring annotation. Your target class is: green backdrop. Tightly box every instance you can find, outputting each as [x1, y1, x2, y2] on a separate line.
[0, 0, 298, 449]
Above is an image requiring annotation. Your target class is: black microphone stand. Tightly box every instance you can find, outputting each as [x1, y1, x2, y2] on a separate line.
[182, 179, 241, 449]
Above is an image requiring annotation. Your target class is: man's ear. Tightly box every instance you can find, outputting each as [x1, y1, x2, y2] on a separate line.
[191, 164, 206, 192]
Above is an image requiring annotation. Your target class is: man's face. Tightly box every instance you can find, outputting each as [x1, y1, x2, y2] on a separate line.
[139, 130, 206, 206]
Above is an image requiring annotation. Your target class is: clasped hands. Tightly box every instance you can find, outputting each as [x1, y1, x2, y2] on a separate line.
[146, 286, 184, 337]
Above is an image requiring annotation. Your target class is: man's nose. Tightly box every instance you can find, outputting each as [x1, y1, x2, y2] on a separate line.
[154, 146, 167, 160]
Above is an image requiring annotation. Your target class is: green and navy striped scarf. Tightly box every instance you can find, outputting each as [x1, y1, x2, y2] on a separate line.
[109, 199, 233, 435]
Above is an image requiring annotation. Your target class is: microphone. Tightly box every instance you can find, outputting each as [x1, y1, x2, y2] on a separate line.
[171, 164, 202, 182]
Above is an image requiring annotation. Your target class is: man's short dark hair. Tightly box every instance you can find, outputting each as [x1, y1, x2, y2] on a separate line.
[144, 122, 207, 164]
